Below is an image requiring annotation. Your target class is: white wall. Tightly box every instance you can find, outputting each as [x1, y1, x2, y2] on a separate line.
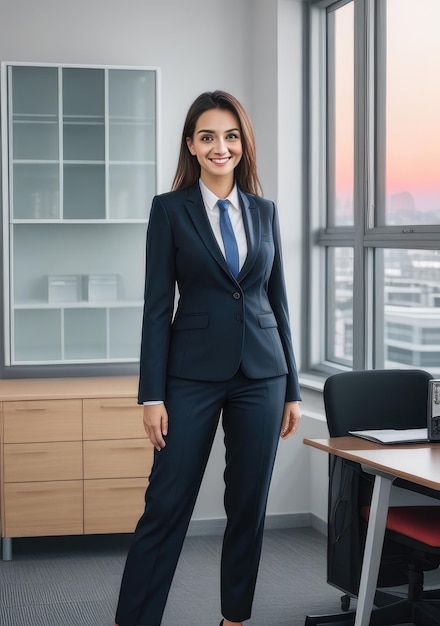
[0, 0, 325, 527]
[0, 0, 254, 192]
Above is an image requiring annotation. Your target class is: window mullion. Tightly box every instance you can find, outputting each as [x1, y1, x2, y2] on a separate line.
[374, 0, 387, 229]
[327, 10, 336, 228]
[353, 0, 375, 370]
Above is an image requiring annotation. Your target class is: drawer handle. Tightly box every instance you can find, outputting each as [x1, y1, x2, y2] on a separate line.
[110, 446, 147, 451]
[8, 450, 48, 455]
[108, 486, 145, 491]
[109, 446, 148, 452]
[13, 489, 54, 495]
[13, 407, 45, 412]
[99, 404, 139, 410]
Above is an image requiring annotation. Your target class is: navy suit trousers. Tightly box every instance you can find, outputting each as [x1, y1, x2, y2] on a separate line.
[115, 369, 287, 626]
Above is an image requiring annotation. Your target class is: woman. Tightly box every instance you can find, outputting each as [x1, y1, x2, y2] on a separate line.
[115, 90, 301, 626]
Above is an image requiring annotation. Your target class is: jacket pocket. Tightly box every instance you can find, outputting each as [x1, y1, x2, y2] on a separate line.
[257, 312, 278, 329]
[172, 313, 209, 331]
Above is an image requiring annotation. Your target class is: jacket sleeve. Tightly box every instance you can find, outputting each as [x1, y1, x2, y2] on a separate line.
[267, 202, 301, 402]
[138, 196, 176, 403]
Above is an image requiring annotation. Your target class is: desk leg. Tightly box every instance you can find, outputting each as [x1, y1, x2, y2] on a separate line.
[2, 537, 12, 561]
[354, 473, 394, 626]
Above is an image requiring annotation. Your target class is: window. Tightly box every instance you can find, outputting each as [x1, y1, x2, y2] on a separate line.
[326, 247, 353, 365]
[308, 0, 440, 377]
[329, 2, 354, 228]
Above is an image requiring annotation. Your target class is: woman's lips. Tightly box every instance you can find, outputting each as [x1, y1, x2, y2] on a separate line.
[210, 157, 231, 165]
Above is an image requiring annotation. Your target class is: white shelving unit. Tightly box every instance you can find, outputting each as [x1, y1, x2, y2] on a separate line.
[1, 63, 159, 365]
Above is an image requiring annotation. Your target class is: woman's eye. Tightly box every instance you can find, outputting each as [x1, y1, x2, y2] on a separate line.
[201, 135, 213, 142]
[227, 133, 240, 140]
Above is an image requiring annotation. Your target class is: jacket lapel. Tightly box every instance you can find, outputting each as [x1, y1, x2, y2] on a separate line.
[184, 183, 261, 282]
[184, 183, 232, 276]
[238, 188, 260, 281]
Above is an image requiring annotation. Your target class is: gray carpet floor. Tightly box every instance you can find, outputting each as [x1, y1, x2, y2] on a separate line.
[0, 526, 426, 626]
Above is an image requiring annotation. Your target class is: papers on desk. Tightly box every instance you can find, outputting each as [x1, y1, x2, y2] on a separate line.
[349, 428, 429, 444]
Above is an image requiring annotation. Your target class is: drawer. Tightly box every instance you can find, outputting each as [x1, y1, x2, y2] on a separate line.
[4, 442, 82, 482]
[83, 438, 153, 479]
[83, 397, 144, 440]
[4, 480, 83, 537]
[84, 477, 147, 534]
[3, 399, 82, 443]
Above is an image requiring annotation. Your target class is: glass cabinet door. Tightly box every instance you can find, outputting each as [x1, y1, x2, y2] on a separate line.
[108, 69, 156, 220]
[63, 68, 106, 220]
[2, 63, 158, 366]
[11, 66, 60, 220]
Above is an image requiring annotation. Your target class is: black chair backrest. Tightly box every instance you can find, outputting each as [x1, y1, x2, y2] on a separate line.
[324, 369, 433, 437]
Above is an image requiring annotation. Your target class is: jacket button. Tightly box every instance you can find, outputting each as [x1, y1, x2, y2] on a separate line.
[232, 292, 241, 299]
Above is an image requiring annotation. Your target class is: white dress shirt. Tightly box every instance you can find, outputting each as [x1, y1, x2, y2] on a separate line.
[198, 179, 248, 271]
[144, 180, 248, 406]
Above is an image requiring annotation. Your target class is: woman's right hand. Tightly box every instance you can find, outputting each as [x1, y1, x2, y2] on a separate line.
[143, 403, 168, 451]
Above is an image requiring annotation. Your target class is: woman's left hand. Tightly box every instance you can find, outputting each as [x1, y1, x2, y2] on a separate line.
[280, 401, 301, 439]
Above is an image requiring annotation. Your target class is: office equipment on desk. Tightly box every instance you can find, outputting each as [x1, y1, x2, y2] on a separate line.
[428, 379, 440, 442]
[305, 368, 440, 626]
[349, 427, 429, 444]
[350, 379, 440, 443]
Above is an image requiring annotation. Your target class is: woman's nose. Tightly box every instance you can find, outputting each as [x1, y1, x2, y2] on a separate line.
[214, 137, 227, 153]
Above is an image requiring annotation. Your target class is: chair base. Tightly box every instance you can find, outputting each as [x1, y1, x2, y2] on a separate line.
[414, 601, 440, 626]
[305, 599, 440, 626]
[305, 613, 354, 625]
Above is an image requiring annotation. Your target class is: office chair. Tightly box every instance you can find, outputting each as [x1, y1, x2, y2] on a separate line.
[305, 368, 440, 626]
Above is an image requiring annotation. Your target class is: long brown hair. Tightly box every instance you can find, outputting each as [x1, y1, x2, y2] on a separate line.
[171, 90, 263, 196]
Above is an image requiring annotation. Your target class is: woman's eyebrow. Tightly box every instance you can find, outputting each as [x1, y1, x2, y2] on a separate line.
[196, 127, 240, 134]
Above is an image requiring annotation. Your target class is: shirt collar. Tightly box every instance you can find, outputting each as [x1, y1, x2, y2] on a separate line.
[199, 179, 240, 212]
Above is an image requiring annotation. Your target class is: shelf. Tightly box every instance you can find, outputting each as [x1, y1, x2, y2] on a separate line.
[13, 114, 58, 122]
[3, 63, 157, 366]
[12, 159, 155, 168]
[9, 358, 140, 366]
[11, 219, 148, 224]
[12, 306, 143, 363]
[13, 160, 59, 164]
[63, 115, 105, 123]
[109, 118, 154, 125]
[63, 160, 105, 165]
[14, 301, 143, 310]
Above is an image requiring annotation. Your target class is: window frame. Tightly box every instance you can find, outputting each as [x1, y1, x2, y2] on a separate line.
[305, 0, 440, 377]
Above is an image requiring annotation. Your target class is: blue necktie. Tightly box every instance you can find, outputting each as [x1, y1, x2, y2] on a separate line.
[217, 199, 239, 278]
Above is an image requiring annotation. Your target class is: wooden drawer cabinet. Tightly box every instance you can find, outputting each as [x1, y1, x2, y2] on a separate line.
[84, 439, 153, 479]
[82, 395, 152, 534]
[0, 377, 152, 559]
[4, 400, 82, 443]
[4, 442, 83, 482]
[4, 481, 83, 537]
[84, 478, 147, 534]
[83, 397, 145, 440]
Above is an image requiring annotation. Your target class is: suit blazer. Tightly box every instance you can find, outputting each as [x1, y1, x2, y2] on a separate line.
[138, 182, 301, 403]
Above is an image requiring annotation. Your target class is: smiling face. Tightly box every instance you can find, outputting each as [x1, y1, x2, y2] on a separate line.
[186, 108, 243, 192]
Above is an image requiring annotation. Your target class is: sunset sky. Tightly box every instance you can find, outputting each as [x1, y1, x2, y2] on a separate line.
[335, 0, 440, 214]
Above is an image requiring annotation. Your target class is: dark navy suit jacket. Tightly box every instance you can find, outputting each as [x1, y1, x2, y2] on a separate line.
[138, 182, 301, 404]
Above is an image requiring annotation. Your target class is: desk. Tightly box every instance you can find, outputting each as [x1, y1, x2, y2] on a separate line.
[304, 436, 440, 626]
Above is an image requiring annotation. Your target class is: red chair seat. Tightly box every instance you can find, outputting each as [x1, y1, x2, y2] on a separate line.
[361, 506, 440, 547]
